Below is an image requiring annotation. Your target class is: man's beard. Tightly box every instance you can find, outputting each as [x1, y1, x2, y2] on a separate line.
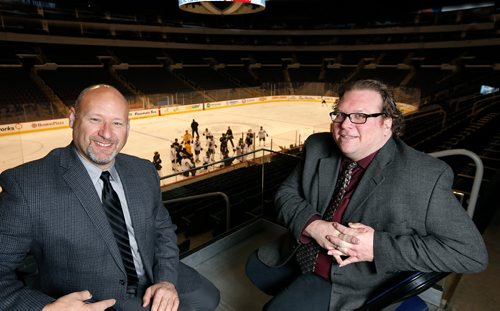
[87, 145, 118, 166]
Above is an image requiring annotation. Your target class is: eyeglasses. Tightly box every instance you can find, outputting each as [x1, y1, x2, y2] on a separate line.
[329, 112, 386, 124]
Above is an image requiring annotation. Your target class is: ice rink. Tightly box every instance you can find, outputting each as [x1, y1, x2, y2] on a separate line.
[1, 101, 332, 174]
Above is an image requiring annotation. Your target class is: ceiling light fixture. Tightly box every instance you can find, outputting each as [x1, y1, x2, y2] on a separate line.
[179, 0, 266, 15]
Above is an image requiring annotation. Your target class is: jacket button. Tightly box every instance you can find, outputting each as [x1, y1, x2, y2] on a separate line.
[119, 280, 126, 285]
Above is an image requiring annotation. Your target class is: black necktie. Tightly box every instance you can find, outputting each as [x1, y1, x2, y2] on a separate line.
[295, 161, 358, 274]
[100, 171, 139, 293]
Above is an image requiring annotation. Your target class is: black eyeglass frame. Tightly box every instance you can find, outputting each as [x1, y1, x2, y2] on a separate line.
[329, 111, 387, 124]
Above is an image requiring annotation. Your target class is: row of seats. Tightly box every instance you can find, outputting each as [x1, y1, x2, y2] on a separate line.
[162, 155, 301, 250]
[0, 68, 51, 108]
[163, 164, 264, 239]
[38, 68, 132, 104]
[0, 57, 498, 116]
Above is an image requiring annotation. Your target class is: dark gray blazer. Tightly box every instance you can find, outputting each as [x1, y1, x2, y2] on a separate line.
[0, 144, 179, 310]
[264, 132, 488, 310]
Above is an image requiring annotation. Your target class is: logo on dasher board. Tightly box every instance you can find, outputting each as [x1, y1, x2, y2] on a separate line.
[0, 126, 15, 132]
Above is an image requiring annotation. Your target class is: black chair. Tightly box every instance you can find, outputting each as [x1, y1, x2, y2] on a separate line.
[358, 271, 449, 310]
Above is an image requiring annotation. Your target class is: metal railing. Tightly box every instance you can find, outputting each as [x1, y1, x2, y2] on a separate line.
[429, 149, 484, 218]
[159, 148, 301, 244]
[158, 146, 302, 186]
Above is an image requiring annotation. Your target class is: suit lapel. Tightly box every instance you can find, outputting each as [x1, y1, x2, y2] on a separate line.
[318, 157, 341, 215]
[342, 163, 385, 221]
[343, 139, 396, 222]
[60, 145, 125, 274]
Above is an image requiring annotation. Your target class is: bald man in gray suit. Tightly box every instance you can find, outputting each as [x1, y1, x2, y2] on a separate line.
[0, 85, 219, 311]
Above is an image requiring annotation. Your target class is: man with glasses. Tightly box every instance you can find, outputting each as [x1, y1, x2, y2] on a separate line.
[246, 79, 487, 310]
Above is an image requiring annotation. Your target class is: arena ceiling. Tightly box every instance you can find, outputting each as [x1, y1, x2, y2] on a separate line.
[11, 0, 497, 29]
[0, 0, 498, 57]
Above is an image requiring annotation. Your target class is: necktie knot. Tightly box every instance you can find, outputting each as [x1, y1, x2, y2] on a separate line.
[345, 160, 358, 173]
[100, 171, 111, 183]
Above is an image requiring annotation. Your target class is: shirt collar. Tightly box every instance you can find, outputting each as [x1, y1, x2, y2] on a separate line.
[74, 148, 118, 183]
[343, 150, 378, 170]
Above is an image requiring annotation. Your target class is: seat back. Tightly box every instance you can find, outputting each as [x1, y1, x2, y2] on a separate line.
[358, 271, 449, 310]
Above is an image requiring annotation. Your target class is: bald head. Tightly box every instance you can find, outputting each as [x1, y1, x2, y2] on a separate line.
[69, 84, 130, 170]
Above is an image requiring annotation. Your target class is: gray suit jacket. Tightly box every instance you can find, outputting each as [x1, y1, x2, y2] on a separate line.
[0, 144, 179, 310]
[264, 132, 488, 310]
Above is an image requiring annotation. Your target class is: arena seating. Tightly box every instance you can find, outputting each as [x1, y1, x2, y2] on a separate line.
[0, 68, 49, 108]
[117, 67, 192, 94]
[38, 67, 131, 105]
[1, 41, 498, 115]
[219, 66, 261, 87]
